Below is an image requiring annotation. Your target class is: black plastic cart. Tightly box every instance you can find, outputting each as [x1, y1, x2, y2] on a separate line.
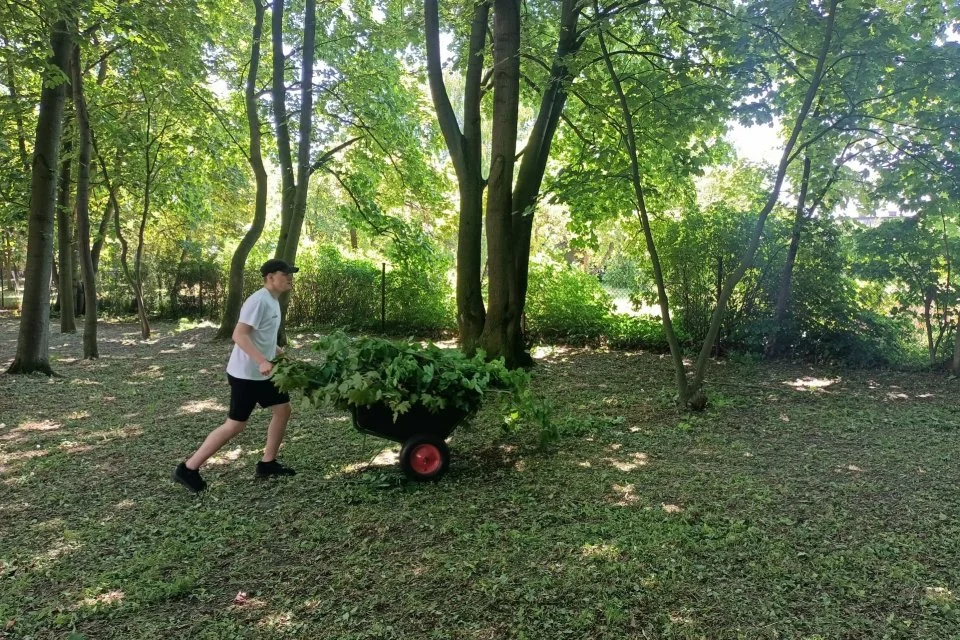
[350, 402, 469, 481]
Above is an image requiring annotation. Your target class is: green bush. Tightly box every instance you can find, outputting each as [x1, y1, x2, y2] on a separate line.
[383, 243, 455, 334]
[606, 314, 686, 352]
[525, 262, 613, 344]
[285, 246, 381, 329]
[602, 254, 641, 291]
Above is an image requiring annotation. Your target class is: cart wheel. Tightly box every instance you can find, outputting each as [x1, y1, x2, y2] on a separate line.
[399, 435, 449, 482]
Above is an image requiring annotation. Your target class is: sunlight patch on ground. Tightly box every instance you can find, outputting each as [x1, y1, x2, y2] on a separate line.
[924, 586, 955, 603]
[887, 391, 910, 400]
[207, 447, 244, 466]
[581, 542, 622, 559]
[115, 499, 136, 510]
[531, 345, 575, 360]
[0, 449, 49, 468]
[77, 589, 125, 609]
[836, 464, 864, 473]
[69, 378, 102, 385]
[604, 452, 649, 472]
[341, 447, 398, 473]
[64, 411, 91, 420]
[662, 503, 683, 514]
[131, 365, 164, 379]
[13, 420, 63, 434]
[31, 539, 81, 570]
[179, 399, 228, 415]
[58, 442, 95, 454]
[259, 612, 295, 629]
[610, 483, 639, 506]
[784, 377, 840, 390]
[160, 342, 198, 354]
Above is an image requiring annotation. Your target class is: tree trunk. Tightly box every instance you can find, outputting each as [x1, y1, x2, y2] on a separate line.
[56, 112, 77, 333]
[952, 316, 960, 375]
[169, 244, 188, 318]
[425, 0, 488, 353]
[923, 291, 936, 365]
[270, 0, 316, 344]
[349, 227, 358, 250]
[271, 0, 296, 261]
[217, 0, 269, 340]
[511, 0, 582, 357]
[132, 98, 167, 339]
[765, 156, 811, 359]
[597, 26, 692, 406]
[72, 46, 98, 358]
[9, 19, 72, 376]
[91, 196, 113, 272]
[4, 48, 30, 170]
[479, 0, 523, 367]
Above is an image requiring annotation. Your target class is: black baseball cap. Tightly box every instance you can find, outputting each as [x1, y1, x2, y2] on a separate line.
[260, 259, 299, 277]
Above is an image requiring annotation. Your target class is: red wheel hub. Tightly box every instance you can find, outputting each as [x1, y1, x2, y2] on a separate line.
[410, 443, 442, 475]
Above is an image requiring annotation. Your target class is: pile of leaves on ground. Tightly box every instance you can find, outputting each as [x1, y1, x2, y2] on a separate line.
[271, 331, 531, 420]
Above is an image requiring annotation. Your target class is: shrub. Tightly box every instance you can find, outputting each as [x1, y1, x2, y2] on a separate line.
[524, 262, 613, 344]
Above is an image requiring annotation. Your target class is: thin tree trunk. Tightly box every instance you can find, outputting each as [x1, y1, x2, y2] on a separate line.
[72, 46, 98, 358]
[923, 291, 936, 365]
[217, 0, 269, 340]
[271, 0, 296, 261]
[479, 0, 523, 367]
[3, 38, 30, 170]
[952, 316, 960, 375]
[349, 227, 358, 250]
[132, 97, 167, 339]
[597, 23, 692, 405]
[688, 0, 840, 403]
[9, 19, 72, 375]
[765, 156, 811, 359]
[0, 232, 7, 307]
[91, 197, 113, 272]
[425, 0, 488, 353]
[56, 111, 76, 332]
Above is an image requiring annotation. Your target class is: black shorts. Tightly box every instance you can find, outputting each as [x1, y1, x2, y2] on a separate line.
[227, 374, 290, 422]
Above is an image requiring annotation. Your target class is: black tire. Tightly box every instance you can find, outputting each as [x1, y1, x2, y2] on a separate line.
[399, 434, 450, 482]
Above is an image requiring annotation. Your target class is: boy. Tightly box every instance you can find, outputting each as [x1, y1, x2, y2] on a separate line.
[172, 259, 299, 492]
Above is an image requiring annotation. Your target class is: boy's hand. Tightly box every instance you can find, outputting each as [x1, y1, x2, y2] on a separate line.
[259, 360, 274, 376]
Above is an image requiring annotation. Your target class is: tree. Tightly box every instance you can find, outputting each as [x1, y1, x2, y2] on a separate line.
[591, 0, 840, 406]
[9, 16, 73, 376]
[72, 42, 98, 358]
[425, 0, 586, 366]
[216, 0, 269, 340]
[55, 110, 77, 333]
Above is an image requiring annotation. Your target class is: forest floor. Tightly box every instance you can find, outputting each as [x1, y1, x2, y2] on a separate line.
[2, 317, 959, 639]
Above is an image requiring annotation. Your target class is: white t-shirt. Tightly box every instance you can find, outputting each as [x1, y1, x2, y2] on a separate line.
[226, 288, 281, 380]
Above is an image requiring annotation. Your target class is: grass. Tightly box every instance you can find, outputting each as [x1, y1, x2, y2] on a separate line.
[1, 318, 959, 639]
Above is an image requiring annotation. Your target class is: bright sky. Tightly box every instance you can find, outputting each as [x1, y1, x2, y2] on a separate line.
[726, 122, 783, 166]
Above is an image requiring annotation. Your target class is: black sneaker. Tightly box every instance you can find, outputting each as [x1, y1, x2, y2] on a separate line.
[172, 462, 206, 493]
[256, 459, 296, 478]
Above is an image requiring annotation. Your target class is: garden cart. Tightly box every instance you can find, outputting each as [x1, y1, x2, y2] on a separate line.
[350, 402, 469, 482]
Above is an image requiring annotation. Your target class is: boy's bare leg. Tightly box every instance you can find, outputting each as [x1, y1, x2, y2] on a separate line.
[186, 419, 247, 470]
[262, 402, 292, 462]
